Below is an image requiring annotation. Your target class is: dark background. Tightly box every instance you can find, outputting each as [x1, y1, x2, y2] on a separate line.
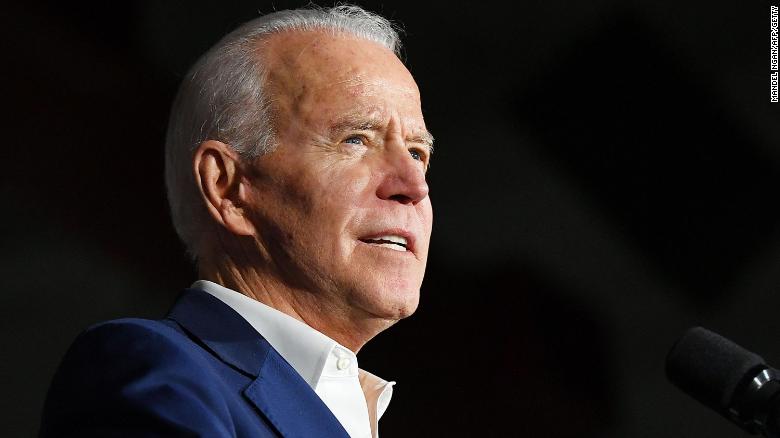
[3, 0, 779, 436]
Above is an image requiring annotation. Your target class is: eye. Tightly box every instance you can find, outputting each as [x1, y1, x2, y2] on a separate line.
[343, 135, 365, 145]
[409, 148, 424, 162]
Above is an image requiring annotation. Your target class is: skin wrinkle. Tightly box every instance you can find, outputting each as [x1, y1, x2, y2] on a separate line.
[196, 30, 432, 352]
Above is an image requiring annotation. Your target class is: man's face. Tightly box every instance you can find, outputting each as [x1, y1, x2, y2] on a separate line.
[242, 31, 433, 323]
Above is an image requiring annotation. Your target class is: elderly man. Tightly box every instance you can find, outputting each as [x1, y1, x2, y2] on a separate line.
[40, 5, 433, 438]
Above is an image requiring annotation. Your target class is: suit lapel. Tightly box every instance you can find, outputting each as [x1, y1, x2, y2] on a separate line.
[167, 289, 349, 438]
[244, 348, 351, 438]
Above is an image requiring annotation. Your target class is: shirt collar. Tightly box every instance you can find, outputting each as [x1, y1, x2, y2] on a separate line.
[192, 280, 370, 390]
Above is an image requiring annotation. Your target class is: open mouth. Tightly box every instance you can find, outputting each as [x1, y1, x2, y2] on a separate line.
[360, 235, 408, 252]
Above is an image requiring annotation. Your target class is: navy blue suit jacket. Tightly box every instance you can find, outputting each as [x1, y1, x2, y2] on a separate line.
[40, 289, 351, 437]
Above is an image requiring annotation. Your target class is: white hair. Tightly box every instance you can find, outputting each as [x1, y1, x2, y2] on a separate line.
[164, 5, 402, 260]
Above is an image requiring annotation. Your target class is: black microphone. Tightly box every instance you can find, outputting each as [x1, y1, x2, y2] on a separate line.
[666, 327, 780, 437]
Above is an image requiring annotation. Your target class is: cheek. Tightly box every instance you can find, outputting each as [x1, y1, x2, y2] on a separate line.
[297, 168, 375, 257]
[422, 199, 433, 226]
[319, 167, 375, 214]
[419, 199, 434, 239]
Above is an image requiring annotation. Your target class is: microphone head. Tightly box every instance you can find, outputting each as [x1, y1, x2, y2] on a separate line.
[666, 326, 767, 415]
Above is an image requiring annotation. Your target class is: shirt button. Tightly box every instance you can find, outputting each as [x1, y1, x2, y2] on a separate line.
[336, 357, 351, 370]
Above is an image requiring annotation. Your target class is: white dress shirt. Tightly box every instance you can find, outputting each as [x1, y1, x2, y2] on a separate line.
[193, 280, 394, 438]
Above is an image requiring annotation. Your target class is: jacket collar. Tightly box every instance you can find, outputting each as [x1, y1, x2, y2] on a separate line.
[167, 288, 350, 438]
[167, 288, 268, 376]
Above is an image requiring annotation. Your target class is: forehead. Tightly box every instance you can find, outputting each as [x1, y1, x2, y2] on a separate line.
[261, 30, 423, 125]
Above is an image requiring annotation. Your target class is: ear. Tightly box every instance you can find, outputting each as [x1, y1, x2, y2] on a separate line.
[192, 140, 255, 237]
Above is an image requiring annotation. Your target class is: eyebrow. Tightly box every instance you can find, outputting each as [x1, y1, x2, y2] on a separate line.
[410, 131, 435, 155]
[329, 113, 435, 154]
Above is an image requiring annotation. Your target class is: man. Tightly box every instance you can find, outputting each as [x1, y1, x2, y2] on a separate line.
[40, 5, 433, 438]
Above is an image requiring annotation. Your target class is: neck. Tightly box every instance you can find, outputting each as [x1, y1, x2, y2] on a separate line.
[197, 250, 388, 352]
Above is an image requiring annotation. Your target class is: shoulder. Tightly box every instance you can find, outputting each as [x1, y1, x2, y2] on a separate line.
[55, 318, 209, 381]
[40, 318, 238, 437]
[66, 317, 195, 363]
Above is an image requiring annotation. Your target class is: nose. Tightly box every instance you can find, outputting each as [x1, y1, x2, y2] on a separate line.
[375, 146, 430, 205]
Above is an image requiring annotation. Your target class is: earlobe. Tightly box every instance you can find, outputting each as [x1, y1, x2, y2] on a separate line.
[193, 140, 256, 237]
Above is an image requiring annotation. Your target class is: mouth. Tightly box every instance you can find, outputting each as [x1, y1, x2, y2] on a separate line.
[359, 233, 412, 253]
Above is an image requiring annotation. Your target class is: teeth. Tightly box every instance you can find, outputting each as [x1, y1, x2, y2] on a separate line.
[363, 235, 408, 251]
[376, 242, 406, 252]
[377, 235, 407, 246]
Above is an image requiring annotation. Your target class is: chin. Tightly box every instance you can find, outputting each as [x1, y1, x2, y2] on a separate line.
[385, 293, 420, 320]
[353, 277, 421, 321]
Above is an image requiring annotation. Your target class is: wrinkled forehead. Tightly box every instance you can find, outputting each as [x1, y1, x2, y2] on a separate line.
[261, 30, 421, 112]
